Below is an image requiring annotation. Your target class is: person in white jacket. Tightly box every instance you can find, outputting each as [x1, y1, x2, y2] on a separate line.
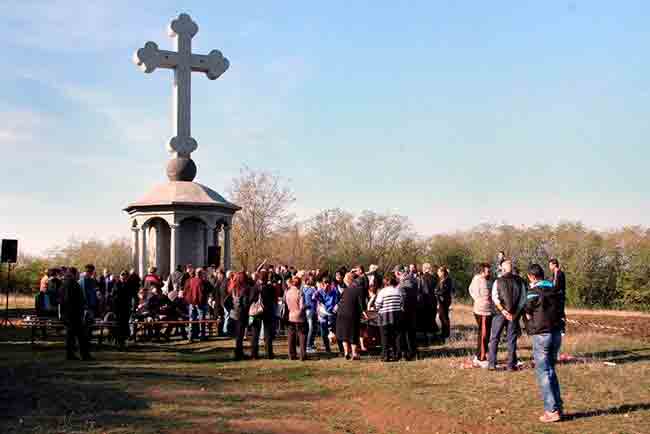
[469, 262, 494, 368]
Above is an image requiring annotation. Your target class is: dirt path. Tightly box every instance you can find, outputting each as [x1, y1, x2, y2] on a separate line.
[453, 303, 650, 341]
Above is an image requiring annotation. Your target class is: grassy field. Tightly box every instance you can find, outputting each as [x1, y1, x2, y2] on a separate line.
[1, 306, 649, 434]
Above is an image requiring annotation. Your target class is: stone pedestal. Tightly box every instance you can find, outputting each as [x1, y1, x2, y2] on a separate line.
[125, 181, 240, 278]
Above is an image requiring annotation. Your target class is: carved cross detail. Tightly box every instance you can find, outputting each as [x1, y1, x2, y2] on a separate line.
[133, 13, 229, 157]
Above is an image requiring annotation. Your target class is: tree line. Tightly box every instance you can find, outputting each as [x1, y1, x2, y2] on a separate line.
[3, 168, 649, 311]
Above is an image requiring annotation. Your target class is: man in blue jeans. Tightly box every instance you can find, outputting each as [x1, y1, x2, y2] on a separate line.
[488, 260, 526, 371]
[302, 276, 318, 353]
[314, 276, 340, 354]
[525, 263, 564, 423]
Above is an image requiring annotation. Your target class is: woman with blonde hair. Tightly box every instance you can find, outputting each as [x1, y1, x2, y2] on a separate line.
[336, 272, 367, 360]
[285, 276, 307, 360]
[435, 266, 454, 341]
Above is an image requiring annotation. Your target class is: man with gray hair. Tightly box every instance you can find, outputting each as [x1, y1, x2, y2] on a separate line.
[488, 259, 526, 371]
[418, 262, 438, 342]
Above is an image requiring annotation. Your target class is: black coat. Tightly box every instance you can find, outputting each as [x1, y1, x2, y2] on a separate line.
[435, 277, 454, 303]
[419, 272, 438, 297]
[338, 282, 366, 321]
[61, 276, 86, 323]
[112, 280, 132, 321]
[336, 281, 366, 343]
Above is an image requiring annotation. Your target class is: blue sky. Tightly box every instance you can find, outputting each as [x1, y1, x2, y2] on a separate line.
[0, 1, 648, 254]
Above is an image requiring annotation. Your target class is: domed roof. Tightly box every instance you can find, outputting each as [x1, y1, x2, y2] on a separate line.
[125, 181, 240, 211]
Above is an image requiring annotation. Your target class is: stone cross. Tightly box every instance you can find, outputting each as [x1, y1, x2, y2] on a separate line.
[133, 13, 229, 158]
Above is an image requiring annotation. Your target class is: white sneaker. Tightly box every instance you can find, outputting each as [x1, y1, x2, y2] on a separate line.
[306, 347, 316, 354]
[478, 360, 489, 369]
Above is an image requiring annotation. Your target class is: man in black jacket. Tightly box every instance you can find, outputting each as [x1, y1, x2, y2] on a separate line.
[61, 267, 93, 361]
[549, 258, 567, 333]
[418, 263, 439, 340]
[396, 266, 418, 361]
[525, 263, 564, 423]
[487, 260, 525, 371]
[112, 271, 132, 350]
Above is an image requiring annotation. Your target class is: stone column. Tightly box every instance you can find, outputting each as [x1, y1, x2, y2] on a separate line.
[131, 227, 140, 272]
[214, 222, 225, 269]
[170, 224, 180, 275]
[138, 223, 148, 277]
[223, 223, 232, 271]
[203, 224, 209, 266]
[213, 223, 222, 268]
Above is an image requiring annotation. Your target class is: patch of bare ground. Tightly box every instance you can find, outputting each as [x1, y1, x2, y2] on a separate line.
[454, 303, 650, 340]
[355, 390, 513, 434]
[228, 418, 330, 434]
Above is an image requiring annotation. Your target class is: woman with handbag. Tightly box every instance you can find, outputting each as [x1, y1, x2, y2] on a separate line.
[230, 272, 252, 360]
[285, 277, 307, 361]
[249, 270, 277, 359]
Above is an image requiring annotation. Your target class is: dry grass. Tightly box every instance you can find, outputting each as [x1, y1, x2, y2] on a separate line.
[1, 305, 649, 434]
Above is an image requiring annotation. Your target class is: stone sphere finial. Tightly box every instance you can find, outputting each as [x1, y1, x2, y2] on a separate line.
[167, 157, 197, 182]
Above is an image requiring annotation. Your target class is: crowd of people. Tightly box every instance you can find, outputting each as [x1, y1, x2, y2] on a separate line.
[36, 252, 568, 423]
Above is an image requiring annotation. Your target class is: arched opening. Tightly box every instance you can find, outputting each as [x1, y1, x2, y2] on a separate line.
[145, 217, 171, 278]
[178, 216, 208, 268]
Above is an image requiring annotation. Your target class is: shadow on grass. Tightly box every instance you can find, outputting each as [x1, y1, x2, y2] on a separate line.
[564, 402, 650, 420]
[0, 343, 345, 434]
[578, 347, 650, 365]
[0, 362, 152, 433]
[418, 346, 476, 359]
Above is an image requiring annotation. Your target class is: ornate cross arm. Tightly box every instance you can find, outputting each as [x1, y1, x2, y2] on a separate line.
[133, 42, 179, 73]
[134, 42, 228, 80]
[191, 50, 230, 80]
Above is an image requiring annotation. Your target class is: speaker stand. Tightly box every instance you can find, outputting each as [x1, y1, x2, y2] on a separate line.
[1, 263, 15, 328]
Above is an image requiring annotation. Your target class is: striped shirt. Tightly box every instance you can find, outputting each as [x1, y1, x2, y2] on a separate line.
[374, 286, 403, 325]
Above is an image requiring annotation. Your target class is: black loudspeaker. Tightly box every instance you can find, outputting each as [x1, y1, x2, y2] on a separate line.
[1, 239, 18, 263]
[207, 246, 221, 267]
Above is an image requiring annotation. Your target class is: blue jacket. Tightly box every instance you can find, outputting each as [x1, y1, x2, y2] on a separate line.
[302, 286, 317, 311]
[79, 277, 98, 309]
[314, 287, 340, 316]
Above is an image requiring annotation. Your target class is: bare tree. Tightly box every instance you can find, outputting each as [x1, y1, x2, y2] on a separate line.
[228, 167, 295, 270]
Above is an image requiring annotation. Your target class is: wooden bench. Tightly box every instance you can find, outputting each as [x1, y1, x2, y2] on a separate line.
[20, 317, 120, 344]
[131, 319, 222, 342]
[20, 317, 224, 344]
